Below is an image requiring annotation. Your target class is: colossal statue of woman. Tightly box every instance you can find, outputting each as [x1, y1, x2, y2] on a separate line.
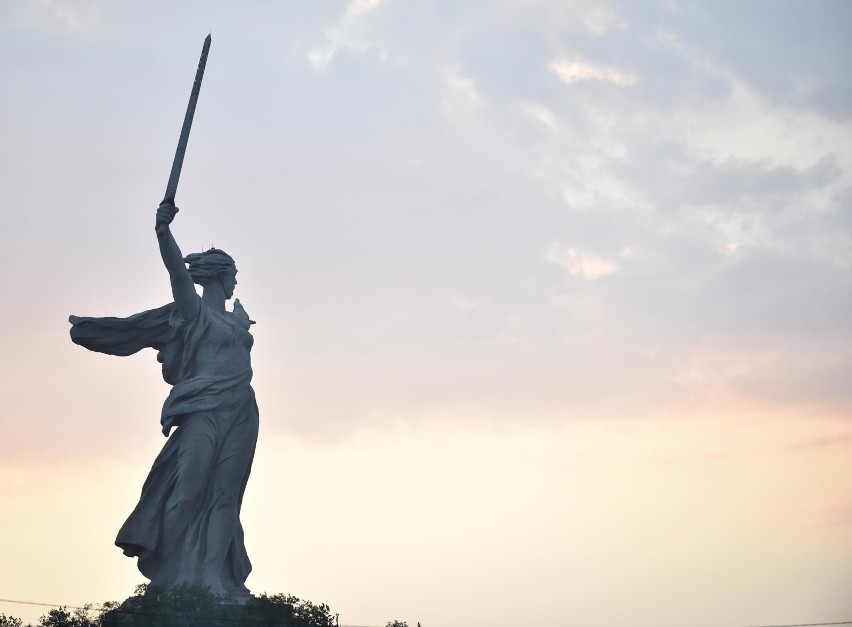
[69, 203, 258, 598]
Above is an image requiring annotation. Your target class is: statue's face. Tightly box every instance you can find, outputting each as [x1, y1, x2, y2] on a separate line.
[223, 268, 237, 299]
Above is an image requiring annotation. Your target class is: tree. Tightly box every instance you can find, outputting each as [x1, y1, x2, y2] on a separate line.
[0, 585, 342, 627]
[99, 583, 337, 627]
[37, 606, 97, 627]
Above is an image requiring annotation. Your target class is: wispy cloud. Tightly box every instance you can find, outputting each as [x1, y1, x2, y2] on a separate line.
[791, 433, 852, 451]
[446, 296, 477, 313]
[549, 57, 637, 86]
[580, 4, 627, 35]
[347, 0, 384, 16]
[441, 65, 485, 119]
[4, 0, 106, 36]
[723, 242, 743, 256]
[546, 244, 619, 280]
[517, 102, 558, 131]
[306, 0, 388, 71]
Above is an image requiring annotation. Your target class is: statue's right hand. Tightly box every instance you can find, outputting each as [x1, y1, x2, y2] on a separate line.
[155, 203, 179, 233]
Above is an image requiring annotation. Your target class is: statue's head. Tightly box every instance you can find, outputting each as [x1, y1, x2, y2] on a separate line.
[184, 248, 237, 298]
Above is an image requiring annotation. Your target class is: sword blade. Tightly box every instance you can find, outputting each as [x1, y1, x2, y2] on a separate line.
[161, 33, 212, 207]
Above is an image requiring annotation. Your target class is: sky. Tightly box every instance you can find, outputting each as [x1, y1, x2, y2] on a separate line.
[1, 1, 851, 625]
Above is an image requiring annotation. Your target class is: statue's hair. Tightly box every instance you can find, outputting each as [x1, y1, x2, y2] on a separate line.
[183, 248, 236, 286]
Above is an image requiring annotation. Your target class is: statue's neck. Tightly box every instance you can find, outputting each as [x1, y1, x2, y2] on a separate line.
[201, 285, 226, 312]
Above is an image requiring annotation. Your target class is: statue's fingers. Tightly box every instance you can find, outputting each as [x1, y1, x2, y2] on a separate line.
[156, 208, 177, 223]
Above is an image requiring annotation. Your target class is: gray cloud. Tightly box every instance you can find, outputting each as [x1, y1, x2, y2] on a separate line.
[3, 1, 852, 439]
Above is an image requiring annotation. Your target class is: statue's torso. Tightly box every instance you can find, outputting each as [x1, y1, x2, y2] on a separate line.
[187, 309, 253, 379]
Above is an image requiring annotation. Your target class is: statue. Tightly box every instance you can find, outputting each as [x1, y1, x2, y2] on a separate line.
[68, 35, 258, 598]
[70, 224, 258, 598]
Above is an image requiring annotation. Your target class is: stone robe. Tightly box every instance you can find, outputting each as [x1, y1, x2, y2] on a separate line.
[70, 301, 258, 596]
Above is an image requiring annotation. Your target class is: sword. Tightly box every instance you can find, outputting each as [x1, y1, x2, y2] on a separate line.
[157, 33, 212, 236]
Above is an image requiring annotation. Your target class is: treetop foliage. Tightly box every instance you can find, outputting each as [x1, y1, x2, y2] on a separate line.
[2, 584, 338, 627]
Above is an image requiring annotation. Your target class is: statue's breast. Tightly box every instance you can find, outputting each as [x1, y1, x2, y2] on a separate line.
[208, 311, 254, 353]
[236, 325, 254, 351]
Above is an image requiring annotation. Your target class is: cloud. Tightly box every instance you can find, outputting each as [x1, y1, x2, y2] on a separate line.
[1, 0, 107, 36]
[306, 0, 389, 71]
[444, 65, 480, 101]
[791, 433, 852, 451]
[446, 297, 477, 313]
[517, 102, 558, 132]
[580, 4, 627, 35]
[546, 244, 619, 280]
[549, 57, 637, 86]
[4, 0, 852, 438]
[650, 2, 852, 121]
[442, 65, 484, 117]
[646, 22, 852, 169]
[279, 0, 852, 426]
[347, 0, 384, 16]
[610, 139, 851, 265]
[729, 342, 852, 410]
